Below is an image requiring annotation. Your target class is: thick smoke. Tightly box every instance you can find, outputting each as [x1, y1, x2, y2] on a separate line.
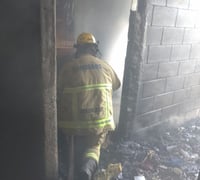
[73, 0, 131, 123]
[74, 0, 131, 60]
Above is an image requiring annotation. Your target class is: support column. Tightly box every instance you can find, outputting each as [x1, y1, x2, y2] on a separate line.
[117, 0, 149, 137]
[41, 0, 58, 179]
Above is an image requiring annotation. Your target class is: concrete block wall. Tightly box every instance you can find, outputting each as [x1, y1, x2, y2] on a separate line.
[135, 0, 200, 128]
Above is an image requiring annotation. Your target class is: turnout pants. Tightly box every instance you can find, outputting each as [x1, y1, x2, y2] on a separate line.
[58, 131, 107, 180]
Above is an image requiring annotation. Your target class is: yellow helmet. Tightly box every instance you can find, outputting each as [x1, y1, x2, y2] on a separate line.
[76, 32, 97, 45]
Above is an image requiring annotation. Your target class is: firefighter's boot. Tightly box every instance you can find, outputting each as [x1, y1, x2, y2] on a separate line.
[78, 158, 97, 180]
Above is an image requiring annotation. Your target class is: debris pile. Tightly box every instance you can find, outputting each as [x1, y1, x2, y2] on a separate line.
[100, 119, 200, 180]
[94, 163, 122, 180]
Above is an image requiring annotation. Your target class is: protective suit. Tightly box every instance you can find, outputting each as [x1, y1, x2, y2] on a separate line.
[58, 33, 121, 180]
[58, 54, 120, 135]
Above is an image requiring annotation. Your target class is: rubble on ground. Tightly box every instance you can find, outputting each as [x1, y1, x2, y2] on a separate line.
[99, 119, 200, 180]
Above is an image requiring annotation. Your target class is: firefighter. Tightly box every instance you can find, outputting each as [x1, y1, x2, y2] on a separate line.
[58, 32, 121, 180]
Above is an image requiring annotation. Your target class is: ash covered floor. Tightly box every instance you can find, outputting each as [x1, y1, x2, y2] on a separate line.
[99, 119, 200, 180]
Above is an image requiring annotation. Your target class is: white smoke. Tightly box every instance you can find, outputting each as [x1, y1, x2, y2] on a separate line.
[73, 0, 131, 123]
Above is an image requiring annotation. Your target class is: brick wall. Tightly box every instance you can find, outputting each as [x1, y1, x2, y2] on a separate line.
[135, 0, 200, 130]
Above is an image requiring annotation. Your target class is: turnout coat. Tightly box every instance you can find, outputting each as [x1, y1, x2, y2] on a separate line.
[58, 54, 121, 135]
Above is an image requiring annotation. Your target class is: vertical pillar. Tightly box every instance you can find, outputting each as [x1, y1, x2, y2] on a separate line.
[41, 0, 58, 179]
[117, 0, 149, 137]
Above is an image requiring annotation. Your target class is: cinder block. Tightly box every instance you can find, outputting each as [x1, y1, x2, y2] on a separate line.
[147, 26, 163, 45]
[161, 104, 181, 121]
[180, 99, 197, 112]
[136, 109, 162, 127]
[158, 62, 179, 77]
[136, 97, 154, 115]
[166, 76, 184, 91]
[173, 89, 190, 103]
[176, 10, 196, 28]
[190, 85, 200, 98]
[148, 45, 171, 63]
[137, 84, 144, 99]
[149, 0, 166, 6]
[162, 28, 184, 44]
[142, 79, 166, 97]
[154, 92, 174, 109]
[143, 47, 148, 63]
[184, 74, 200, 87]
[183, 29, 200, 43]
[171, 45, 191, 61]
[190, 44, 200, 59]
[167, 0, 189, 9]
[147, 5, 154, 26]
[152, 6, 177, 26]
[179, 61, 196, 75]
[141, 63, 158, 81]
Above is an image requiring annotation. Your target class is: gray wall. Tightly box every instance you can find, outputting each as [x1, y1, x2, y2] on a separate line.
[0, 0, 57, 179]
[135, 0, 200, 130]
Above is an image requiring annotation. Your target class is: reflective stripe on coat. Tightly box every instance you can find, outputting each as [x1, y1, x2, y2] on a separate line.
[58, 54, 121, 135]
